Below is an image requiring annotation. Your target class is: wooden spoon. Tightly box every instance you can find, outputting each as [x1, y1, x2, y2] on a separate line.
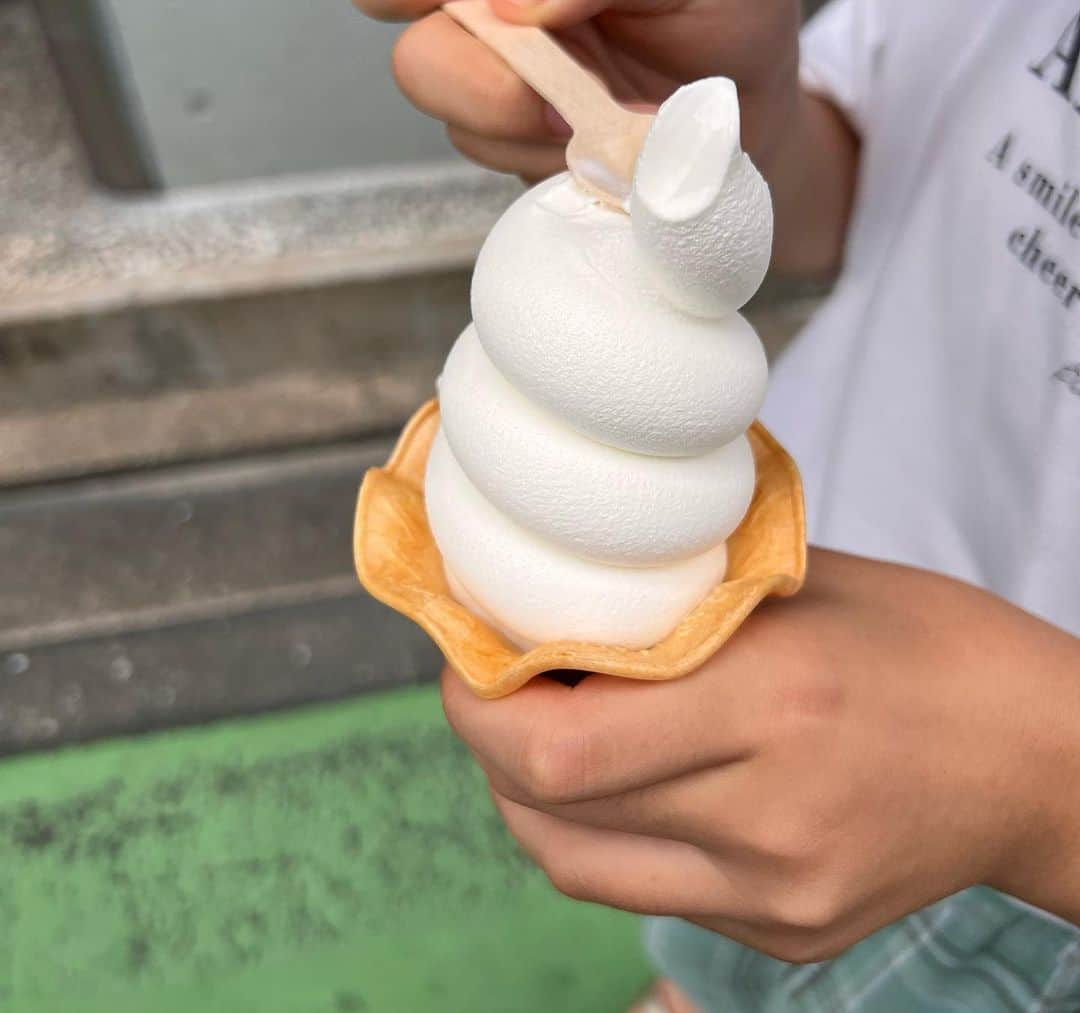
[443, 0, 654, 210]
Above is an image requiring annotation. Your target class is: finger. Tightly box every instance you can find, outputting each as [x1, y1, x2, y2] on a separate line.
[492, 792, 745, 918]
[484, 760, 749, 850]
[441, 662, 757, 806]
[447, 125, 568, 178]
[394, 13, 558, 141]
[352, 0, 441, 24]
[489, 0, 625, 30]
[496, 791, 854, 964]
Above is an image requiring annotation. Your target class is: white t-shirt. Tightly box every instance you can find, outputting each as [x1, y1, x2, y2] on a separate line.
[763, 0, 1080, 636]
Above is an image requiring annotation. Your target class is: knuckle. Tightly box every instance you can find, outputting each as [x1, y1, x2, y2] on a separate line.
[542, 859, 596, 904]
[518, 724, 590, 805]
[445, 125, 480, 161]
[774, 667, 846, 726]
[754, 817, 828, 868]
[762, 879, 845, 934]
[758, 668, 847, 755]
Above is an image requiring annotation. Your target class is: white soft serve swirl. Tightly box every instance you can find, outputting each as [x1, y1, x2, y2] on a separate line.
[425, 78, 774, 649]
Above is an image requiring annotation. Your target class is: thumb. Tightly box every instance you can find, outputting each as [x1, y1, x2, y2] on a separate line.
[488, 0, 621, 29]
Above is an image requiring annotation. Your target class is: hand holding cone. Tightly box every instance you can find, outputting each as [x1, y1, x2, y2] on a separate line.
[354, 401, 806, 699]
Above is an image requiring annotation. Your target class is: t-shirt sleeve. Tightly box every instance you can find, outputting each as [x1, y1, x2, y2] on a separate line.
[800, 0, 886, 136]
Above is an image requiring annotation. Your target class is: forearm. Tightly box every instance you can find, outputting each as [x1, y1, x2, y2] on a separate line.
[759, 88, 860, 279]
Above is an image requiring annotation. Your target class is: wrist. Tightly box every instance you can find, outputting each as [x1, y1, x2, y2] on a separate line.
[743, 72, 802, 180]
[761, 87, 859, 278]
[985, 626, 1080, 924]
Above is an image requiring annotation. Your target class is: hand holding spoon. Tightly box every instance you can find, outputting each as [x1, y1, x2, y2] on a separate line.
[443, 0, 654, 210]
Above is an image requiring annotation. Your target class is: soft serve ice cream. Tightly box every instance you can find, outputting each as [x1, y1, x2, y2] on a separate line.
[425, 78, 773, 650]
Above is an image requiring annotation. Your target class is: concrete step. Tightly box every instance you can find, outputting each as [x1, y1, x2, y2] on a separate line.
[0, 272, 470, 487]
[0, 440, 440, 754]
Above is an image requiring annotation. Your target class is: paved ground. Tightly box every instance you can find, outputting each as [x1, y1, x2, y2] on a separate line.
[0, 685, 651, 1012]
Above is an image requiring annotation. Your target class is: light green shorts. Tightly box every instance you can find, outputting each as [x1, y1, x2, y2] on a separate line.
[645, 888, 1080, 1012]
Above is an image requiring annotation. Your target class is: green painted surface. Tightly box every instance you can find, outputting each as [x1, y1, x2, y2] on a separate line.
[0, 687, 651, 1012]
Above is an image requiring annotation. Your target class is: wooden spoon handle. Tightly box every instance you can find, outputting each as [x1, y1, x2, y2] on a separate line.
[443, 0, 621, 128]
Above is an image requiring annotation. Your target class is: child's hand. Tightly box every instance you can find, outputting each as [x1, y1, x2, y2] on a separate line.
[353, 0, 802, 183]
[441, 549, 1080, 959]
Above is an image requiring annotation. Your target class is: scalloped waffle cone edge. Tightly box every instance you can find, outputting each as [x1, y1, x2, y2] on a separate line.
[354, 401, 807, 699]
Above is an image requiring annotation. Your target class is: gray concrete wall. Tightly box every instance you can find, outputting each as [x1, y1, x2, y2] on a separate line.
[100, 0, 457, 187]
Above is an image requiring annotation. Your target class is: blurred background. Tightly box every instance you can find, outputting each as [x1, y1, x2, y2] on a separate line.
[0, 1, 827, 1009]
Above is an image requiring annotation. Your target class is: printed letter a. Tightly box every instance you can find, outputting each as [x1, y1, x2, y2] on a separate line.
[1030, 12, 1080, 105]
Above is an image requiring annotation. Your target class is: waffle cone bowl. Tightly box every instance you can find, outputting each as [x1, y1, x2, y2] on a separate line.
[354, 400, 807, 699]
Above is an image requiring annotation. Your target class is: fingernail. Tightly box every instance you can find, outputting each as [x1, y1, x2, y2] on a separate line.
[507, 0, 544, 6]
[544, 103, 573, 138]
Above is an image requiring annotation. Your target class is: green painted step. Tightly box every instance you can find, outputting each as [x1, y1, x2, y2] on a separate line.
[0, 686, 651, 1012]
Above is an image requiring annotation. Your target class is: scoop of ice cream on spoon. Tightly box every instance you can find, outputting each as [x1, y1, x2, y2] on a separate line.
[443, 0, 654, 210]
[632, 77, 773, 317]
